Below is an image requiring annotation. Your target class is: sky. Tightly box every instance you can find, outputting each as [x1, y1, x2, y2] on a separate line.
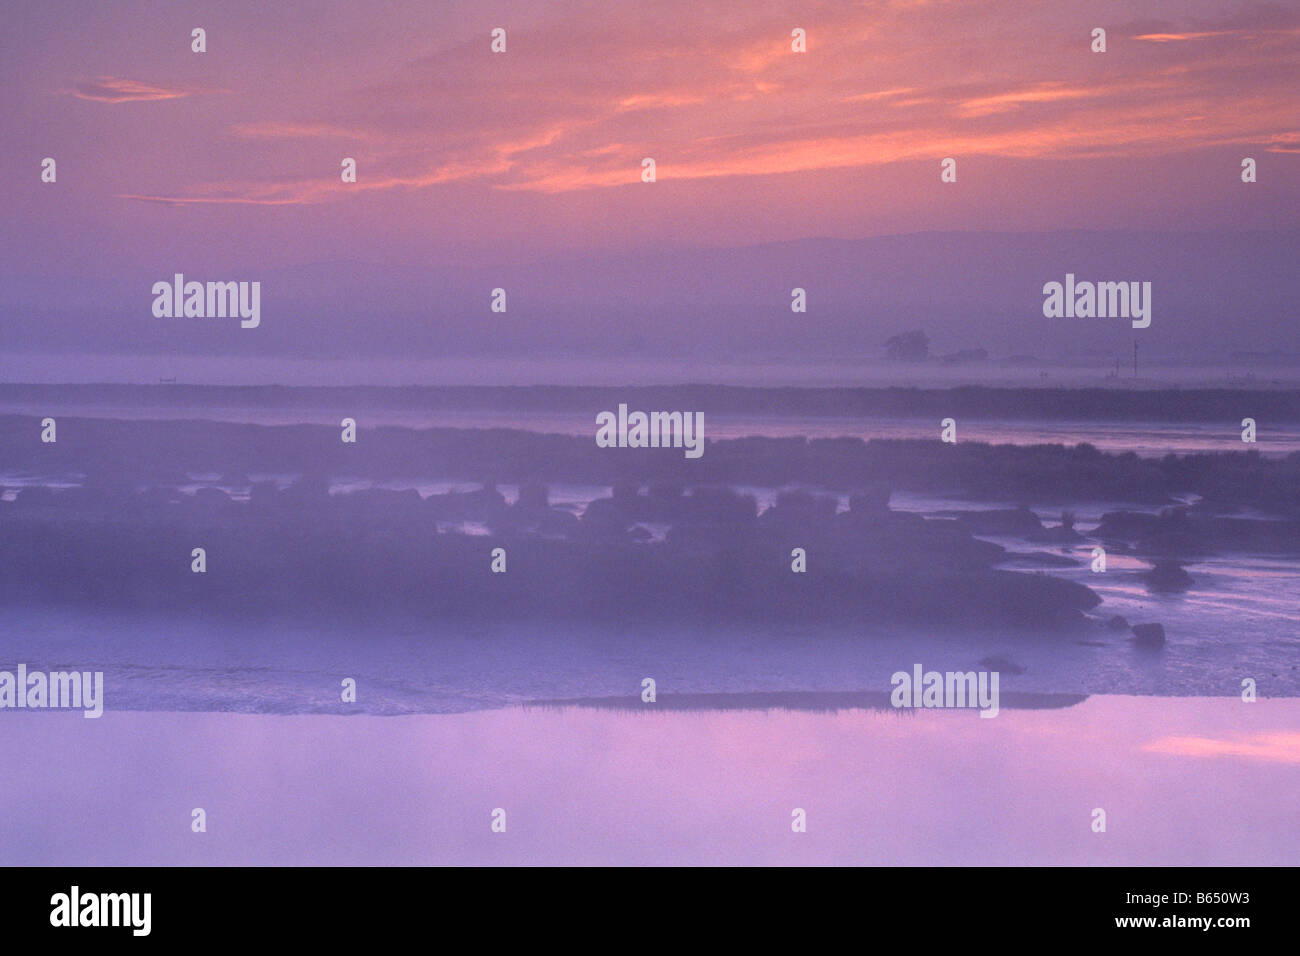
[1, 0, 1297, 376]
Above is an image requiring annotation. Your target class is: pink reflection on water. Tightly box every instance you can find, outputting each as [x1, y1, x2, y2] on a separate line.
[1145, 731, 1300, 763]
[0, 695, 1295, 865]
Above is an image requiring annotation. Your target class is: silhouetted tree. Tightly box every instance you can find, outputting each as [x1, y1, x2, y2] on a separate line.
[885, 330, 930, 362]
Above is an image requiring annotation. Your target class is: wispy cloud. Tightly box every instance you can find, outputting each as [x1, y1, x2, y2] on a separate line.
[119, 161, 502, 206]
[230, 121, 372, 141]
[1135, 27, 1300, 43]
[1265, 132, 1300, 154]
[1135, 31, 1241, 43]
[118, 193, 308, 207]
[843, 87, 917, 103]
[108, 0, 1300, 204]
[956, 83, 1101, 118]
[70, 76, 222, 103]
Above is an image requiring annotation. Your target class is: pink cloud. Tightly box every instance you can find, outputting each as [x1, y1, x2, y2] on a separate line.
[98, 0, 1300, 206]
[71, 76, 222, 103]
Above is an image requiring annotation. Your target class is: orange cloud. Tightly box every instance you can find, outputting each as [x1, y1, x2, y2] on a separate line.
[957, 84, 1101, 118]
[71, 76, 219, 103]
[844, 88, 917, 103]
[108, 0, 1300, 204]
[1135, 31, 1239, 43]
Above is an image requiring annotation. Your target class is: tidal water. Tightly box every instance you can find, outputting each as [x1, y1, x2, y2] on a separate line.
[0, 699, 1294, 865]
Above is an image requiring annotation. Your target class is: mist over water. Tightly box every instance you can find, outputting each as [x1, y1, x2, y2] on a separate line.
[3, 406, 1293, 455]
[3, 351, 1298, 388]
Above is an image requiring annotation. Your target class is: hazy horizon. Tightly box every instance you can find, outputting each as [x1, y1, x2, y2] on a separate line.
[3, 230, 1299, 374]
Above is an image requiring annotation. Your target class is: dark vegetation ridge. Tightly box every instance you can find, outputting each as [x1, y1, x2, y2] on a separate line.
[2, 384, 1299, 421]
[3, 416, 1297, 514]
[2, 417, 1296, 631]
[0, 476, 1101, 629]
